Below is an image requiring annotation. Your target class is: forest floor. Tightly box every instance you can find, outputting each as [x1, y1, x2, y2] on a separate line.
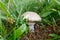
[20, 21, 60, 40]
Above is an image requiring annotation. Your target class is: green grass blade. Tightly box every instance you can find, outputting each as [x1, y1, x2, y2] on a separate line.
[0, 2, 11, 17]
[9, 23, 28, 40]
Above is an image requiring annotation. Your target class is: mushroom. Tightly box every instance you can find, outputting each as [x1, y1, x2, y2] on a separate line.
[22, 11, 41, 32]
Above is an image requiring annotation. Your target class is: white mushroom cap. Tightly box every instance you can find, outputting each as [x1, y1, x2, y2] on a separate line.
[22, 11, 41, 22]
[22, 11, 41, 32]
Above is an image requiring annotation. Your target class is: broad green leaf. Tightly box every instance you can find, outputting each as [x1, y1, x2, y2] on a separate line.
[40, 0, 55, 17]
[40, 11, 52, 17]
[49, 34, 58, 37]
[49, 33, 60, 39]
[14, 24, 27, 38]
[9, 23, 28, 40]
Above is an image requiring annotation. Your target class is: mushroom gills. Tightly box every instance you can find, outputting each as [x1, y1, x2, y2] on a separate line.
[28, 22, 35, 32]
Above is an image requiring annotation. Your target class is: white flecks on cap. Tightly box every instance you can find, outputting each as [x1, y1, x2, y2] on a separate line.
[22, 11, 41, 22]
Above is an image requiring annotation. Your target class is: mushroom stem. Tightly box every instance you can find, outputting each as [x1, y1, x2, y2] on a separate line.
[28, 23, 35, 32]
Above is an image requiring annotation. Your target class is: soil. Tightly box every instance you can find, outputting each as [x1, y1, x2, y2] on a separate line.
[20, 21, 60, 40]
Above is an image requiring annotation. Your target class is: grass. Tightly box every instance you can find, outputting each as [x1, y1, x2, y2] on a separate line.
[0, 0, 60, 40]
